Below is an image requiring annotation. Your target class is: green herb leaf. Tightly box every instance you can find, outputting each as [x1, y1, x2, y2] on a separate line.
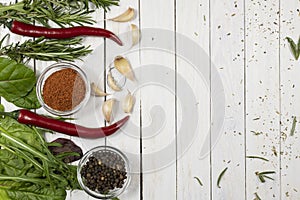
[286, 37, 300, 60]
[217, 167, 228, 188]
[0, 104, 4, 112]
[11, 87, 41, 109]
[111, 198, 120, 200]
[0, 57, 35, 101]
[193, 176, 203, 186]
[246, 155, 269, 162]
[255, 171, 275, 183]
[290, 116, 297, 136]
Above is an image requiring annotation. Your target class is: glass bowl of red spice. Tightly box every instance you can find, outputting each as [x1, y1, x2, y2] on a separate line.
[36, 62, 90, 116]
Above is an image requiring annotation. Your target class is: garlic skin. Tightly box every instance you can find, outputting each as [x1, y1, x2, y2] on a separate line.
[114, 56, 135, 81]
[123, 91, 135, 113]
[110, 7, 135, 22]
[102, 99, 115, 123]
[91, 82, 109, 97]
[131, 24, 141, 46]
[107, 72, 122, 91]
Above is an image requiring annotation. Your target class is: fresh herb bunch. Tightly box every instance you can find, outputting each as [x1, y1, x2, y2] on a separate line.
[0, 114, 80, 200]
[0, 34, 92, 63]
[0, 0, 119, 27]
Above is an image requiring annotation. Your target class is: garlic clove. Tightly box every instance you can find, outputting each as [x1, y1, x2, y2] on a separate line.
[107, 71, 122, 91]
[91, 82, 109, 97]
[114, 56, 135, 81]
[110, 7, 135, 22]
[102, 99, 115, 123]
[122, 90, 135, 113]
[131, 24, 141, 47]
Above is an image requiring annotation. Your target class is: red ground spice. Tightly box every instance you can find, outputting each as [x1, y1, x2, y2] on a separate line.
[42, 68, 86, 111]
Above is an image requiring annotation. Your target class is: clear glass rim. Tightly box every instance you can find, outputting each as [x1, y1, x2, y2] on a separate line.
[77, 145, 131, 199]
[36, 62, 90, 116]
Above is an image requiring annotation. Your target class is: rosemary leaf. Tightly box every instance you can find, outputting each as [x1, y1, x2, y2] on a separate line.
[258, 175, 266, 183]
[217, 167, 228, 188]
[258, 171, 276, 175]
[254, 192, 262, 200]
[193, 177, 203, 186]
[255, 171, 275, 183]
[290, 116, 297, 136]
[246, 155, 269, 162]
[286, 37, 300, 60]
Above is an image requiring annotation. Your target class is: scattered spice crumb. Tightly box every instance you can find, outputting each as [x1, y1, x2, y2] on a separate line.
[272, 146, 278, 156]
[290, 116, 297, 136]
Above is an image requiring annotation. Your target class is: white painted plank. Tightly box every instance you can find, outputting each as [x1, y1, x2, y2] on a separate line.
[139, 1, 176, 200]
[104, 1, 141, 200]
[210, 0, 246, 199]
[176, 0, 211, 199]
[245, 0, 281, 199]
[280, 0, 300, 199]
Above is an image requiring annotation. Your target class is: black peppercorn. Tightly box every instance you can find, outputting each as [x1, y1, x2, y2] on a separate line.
[80, 150, 127, 194]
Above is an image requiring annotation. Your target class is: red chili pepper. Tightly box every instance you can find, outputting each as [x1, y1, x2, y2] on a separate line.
[5, 109, 129, 138]
[8, 20, 123, 46]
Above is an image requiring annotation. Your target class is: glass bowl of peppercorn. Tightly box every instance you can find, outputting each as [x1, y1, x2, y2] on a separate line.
[36, 62, 90, 116]
[77, 146, 131, 199]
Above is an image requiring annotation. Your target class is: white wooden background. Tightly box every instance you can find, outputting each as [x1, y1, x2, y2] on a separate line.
[1, 0, 300, 199]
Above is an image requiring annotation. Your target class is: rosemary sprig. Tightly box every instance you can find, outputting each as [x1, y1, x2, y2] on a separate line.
[0, 0, 119, 27]
[193, 177, 203, 186]
[0, 35, 91, 63]
[217, 167, 228, 188]
[246, 155, 269, 162]
[286, 36, 300, 61]
[255, 171, 275, 183]
[290, 116, 297, 136]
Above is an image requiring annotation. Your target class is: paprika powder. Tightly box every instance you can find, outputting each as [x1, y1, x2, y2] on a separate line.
[42, 68, 86, 111]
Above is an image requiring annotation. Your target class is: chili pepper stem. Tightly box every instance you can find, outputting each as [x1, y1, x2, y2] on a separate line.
[0, 110, 19, 119]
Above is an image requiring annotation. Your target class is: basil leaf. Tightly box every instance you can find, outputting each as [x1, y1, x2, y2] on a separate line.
[286, 37, 300, 60]
[0, 57, 36, 103]
[12, 87, 41, 109]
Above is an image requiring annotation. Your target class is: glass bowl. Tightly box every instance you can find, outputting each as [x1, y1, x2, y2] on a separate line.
[77, 146, 131, 199]
[36, 62, 90, 116]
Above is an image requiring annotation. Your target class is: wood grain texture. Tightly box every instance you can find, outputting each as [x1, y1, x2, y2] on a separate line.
[245, 0, 281, 199]
[280, 0, 300, 199]
[210, 0, 246, 199]
[176, 0, 211, 199]
[0, 0, 300, 199]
